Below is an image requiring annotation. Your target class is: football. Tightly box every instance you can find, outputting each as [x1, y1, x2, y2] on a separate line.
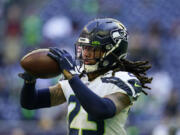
[20, 48, 61, 78]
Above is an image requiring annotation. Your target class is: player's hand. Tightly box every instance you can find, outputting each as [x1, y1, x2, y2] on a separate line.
[18, 72, 36, 83]
[47, 47, 76, 75]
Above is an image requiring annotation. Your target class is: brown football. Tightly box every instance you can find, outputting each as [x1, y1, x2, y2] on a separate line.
[20, 48, 61, 78]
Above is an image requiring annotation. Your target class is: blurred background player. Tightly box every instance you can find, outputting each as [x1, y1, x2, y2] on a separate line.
[19, 18, 152, 135]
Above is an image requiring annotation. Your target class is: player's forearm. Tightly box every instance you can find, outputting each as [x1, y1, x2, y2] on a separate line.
[20, 82, 37, 109]
[69, 75, 116, 120]
[20, 82, 51, 109]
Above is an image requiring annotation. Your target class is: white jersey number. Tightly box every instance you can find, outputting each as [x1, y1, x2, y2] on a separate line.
[67, 95, 104, 135]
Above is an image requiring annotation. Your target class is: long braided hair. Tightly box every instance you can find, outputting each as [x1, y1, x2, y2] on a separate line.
[112, 59, 153, 95]
[79, 58, 153, 95]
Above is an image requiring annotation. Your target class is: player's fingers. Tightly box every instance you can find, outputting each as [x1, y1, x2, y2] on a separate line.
[48, 52, 63, 71]
[51, 47, 64, 56]
[47, 52, 57, 58]
[47, 52, 60, 62]
[62, 49, 68, 54]
[53, 47, 64, 54]
[49, 47, 59, 55]
[63, 50, 73, 60]
[49, 47, 62, 57]
[58, 50, 64, 55]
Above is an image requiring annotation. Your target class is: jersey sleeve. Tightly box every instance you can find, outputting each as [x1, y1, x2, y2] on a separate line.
[58, 69, 81, 100]
[101, 71, 142, 102]
[58, 80, 72, 100]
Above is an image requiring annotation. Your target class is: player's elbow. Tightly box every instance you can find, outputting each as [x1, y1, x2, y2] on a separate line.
[95, 98, 116, 120]
[88, 103, 116, 120]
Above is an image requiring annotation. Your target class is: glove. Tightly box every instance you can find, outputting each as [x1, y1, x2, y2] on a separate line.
[47, 47, 76, 75]
[18, 72, 36, 83]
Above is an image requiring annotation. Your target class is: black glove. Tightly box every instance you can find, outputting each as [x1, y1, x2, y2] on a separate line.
[18, 72, 36, 83]
[47, 47, 76, 75]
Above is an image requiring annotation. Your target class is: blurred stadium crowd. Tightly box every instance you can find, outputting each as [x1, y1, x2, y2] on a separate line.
[0, 0, 180, 135]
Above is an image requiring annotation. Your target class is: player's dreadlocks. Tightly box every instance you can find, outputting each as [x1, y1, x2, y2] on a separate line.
[110, 53, 153, 95]
[79, 58, 153, 95]
[112, 59, 152, 95]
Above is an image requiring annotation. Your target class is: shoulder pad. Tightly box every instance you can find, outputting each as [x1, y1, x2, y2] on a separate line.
[114, 71, 138, 81]
[101, 71, 142, 101]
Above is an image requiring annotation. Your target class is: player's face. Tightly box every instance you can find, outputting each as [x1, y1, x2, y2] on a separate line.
[82, 46, 104, 65]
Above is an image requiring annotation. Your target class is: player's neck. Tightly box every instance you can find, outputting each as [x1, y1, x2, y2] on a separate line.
[87, 68, 109, 81]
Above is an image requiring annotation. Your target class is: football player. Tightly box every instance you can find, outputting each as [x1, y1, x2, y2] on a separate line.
[19, 18, 152, 135]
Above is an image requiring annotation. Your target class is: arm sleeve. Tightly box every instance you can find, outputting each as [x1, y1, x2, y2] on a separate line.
[69, 75, 116, 120]
[20, 82, 51, 110]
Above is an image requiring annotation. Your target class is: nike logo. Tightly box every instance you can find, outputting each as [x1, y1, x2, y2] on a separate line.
[134, 82, 141, 87]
